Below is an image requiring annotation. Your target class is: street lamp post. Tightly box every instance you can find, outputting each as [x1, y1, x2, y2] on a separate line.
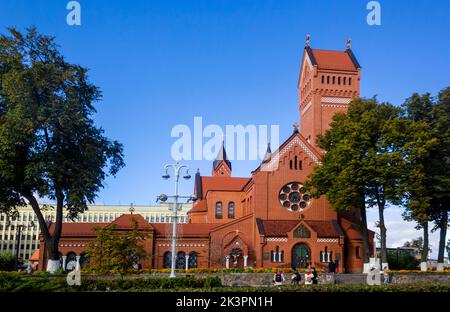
[158, 162, 196, 278]
[6, 218, 34, 271]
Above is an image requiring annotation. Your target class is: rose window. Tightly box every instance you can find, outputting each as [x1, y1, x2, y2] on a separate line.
[279, 182, 311, 211]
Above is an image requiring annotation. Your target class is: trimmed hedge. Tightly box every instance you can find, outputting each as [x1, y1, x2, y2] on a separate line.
[0, 272, 222, 292]
[1, 272, 449, 292]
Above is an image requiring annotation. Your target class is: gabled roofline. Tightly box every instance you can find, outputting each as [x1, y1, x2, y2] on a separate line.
[345, 48, 361, 69]
[209, 213, 254, 233]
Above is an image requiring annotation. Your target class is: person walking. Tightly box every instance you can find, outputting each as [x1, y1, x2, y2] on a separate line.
[304, 268, 313, 285]
[291, 268, 302, 285]
[311, 267, 318, 284]
[383, 266, 390, 285]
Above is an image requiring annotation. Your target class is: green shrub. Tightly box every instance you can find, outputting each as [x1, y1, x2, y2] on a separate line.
[0, 254, 16, 271]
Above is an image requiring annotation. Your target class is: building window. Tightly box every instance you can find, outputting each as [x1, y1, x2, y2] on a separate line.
[228, 202, 235, 219]
[188, 252, 198, 268]
[279, 183, 311, 212]
[150, 216, 154, 222]
[349, 77, 352, 85]
[356, 246, 360, 258]
[215, 202, 223, 219]
[332, 76, 335, 84]
[343, 77, 346, 85]
[338, 77, 341, 85]
[176, 251, 186, 269]
[327, 76, 330, 84]
[163, 252, 172, 268]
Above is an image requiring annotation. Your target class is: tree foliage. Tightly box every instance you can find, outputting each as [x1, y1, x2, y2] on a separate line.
[402, 88, 450, 262]
[0, 27, 124, 267]
[86, 219, 149, 276]
[306, 98, 408, 263]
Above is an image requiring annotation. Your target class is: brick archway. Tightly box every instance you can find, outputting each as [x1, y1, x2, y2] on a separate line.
[292, 243, 311, 269]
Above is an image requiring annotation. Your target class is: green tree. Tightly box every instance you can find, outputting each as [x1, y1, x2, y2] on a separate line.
[402, 89, 449, 263]
[306, 98, 406, 265]
[86, 219, 148, 276]
[0, 27, 124, 271]
[403, 237, 432, 256]
[0, 253, 15, 271]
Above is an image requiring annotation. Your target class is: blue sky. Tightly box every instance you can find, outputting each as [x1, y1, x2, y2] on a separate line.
[1, 0, 449, 254]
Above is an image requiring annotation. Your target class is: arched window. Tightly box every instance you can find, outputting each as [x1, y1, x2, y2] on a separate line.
[163, 252, 172, 268]
[299, 160, 303, 170]
[327, 76, 330, 84]
[321, 75, 324, 83]
[294, 156, 298, 169]
[65, 252, 77, 271]
[338, 77, 341, 85]
[188, 252, 198, 269]
[343, 77, 347, 85]
[79, 253, 89, 268]
[332, 76, 335, 84]
[355, 246, 360, 258]
[215, 202, 223, 219]
[349, 77, 352, 85]
[176, 251, 186, 269]
[228, 202, 235, 219]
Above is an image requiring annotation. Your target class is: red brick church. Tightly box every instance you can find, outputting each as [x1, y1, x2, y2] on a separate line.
[38, 39, 374, 273]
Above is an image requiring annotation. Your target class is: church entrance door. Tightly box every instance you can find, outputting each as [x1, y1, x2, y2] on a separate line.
[292, 243, 311, 268]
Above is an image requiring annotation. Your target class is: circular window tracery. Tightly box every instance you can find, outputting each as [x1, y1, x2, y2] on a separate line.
[279, 182, 311, 212]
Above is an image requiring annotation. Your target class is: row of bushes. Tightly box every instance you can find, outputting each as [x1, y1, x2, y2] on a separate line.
[1, 272, 449, 292]
[80, 267, 450, 275]
[78, 267, 326, 275]
[0, 272, 222, 292]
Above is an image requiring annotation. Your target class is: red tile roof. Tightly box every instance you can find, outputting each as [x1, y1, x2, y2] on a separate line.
[152, 223, 221, 237]
[257, 219, 343, 238]
[111, 214, 153, 230]
[188, 199, 207, 213]
[51, 214, 153, 237]
[200, 176, 250, 194]
[30, 249, 39, 261]
[310, 49, 358, 71]
[50, 222, 108, 236]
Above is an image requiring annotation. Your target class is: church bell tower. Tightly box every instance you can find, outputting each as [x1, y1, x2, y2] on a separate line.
[298, 35, 361, 147]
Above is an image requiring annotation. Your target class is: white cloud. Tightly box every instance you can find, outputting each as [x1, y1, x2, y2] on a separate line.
[367, 206, 448, 259]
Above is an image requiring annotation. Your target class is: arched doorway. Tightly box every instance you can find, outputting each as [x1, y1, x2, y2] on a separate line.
[229, 248, 243, 268]
[292, 244, 311, 268]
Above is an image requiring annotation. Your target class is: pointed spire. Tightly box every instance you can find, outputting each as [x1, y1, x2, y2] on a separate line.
[262, 142, 272, 163]
[213, 141, 231, 169]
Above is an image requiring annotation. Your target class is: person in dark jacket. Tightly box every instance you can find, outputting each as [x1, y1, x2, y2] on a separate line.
[328, 261, 336, 273]
[312, 267, 318, 284]
[291, 269, 302, 285]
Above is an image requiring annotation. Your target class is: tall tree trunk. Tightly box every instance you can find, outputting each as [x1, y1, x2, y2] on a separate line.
[359, 196, 370, 264]
[421, 222, 429, 262]
[22, 191, 64, 272]
[437, 211, 448, 263]
[378, 203, 387, 264]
